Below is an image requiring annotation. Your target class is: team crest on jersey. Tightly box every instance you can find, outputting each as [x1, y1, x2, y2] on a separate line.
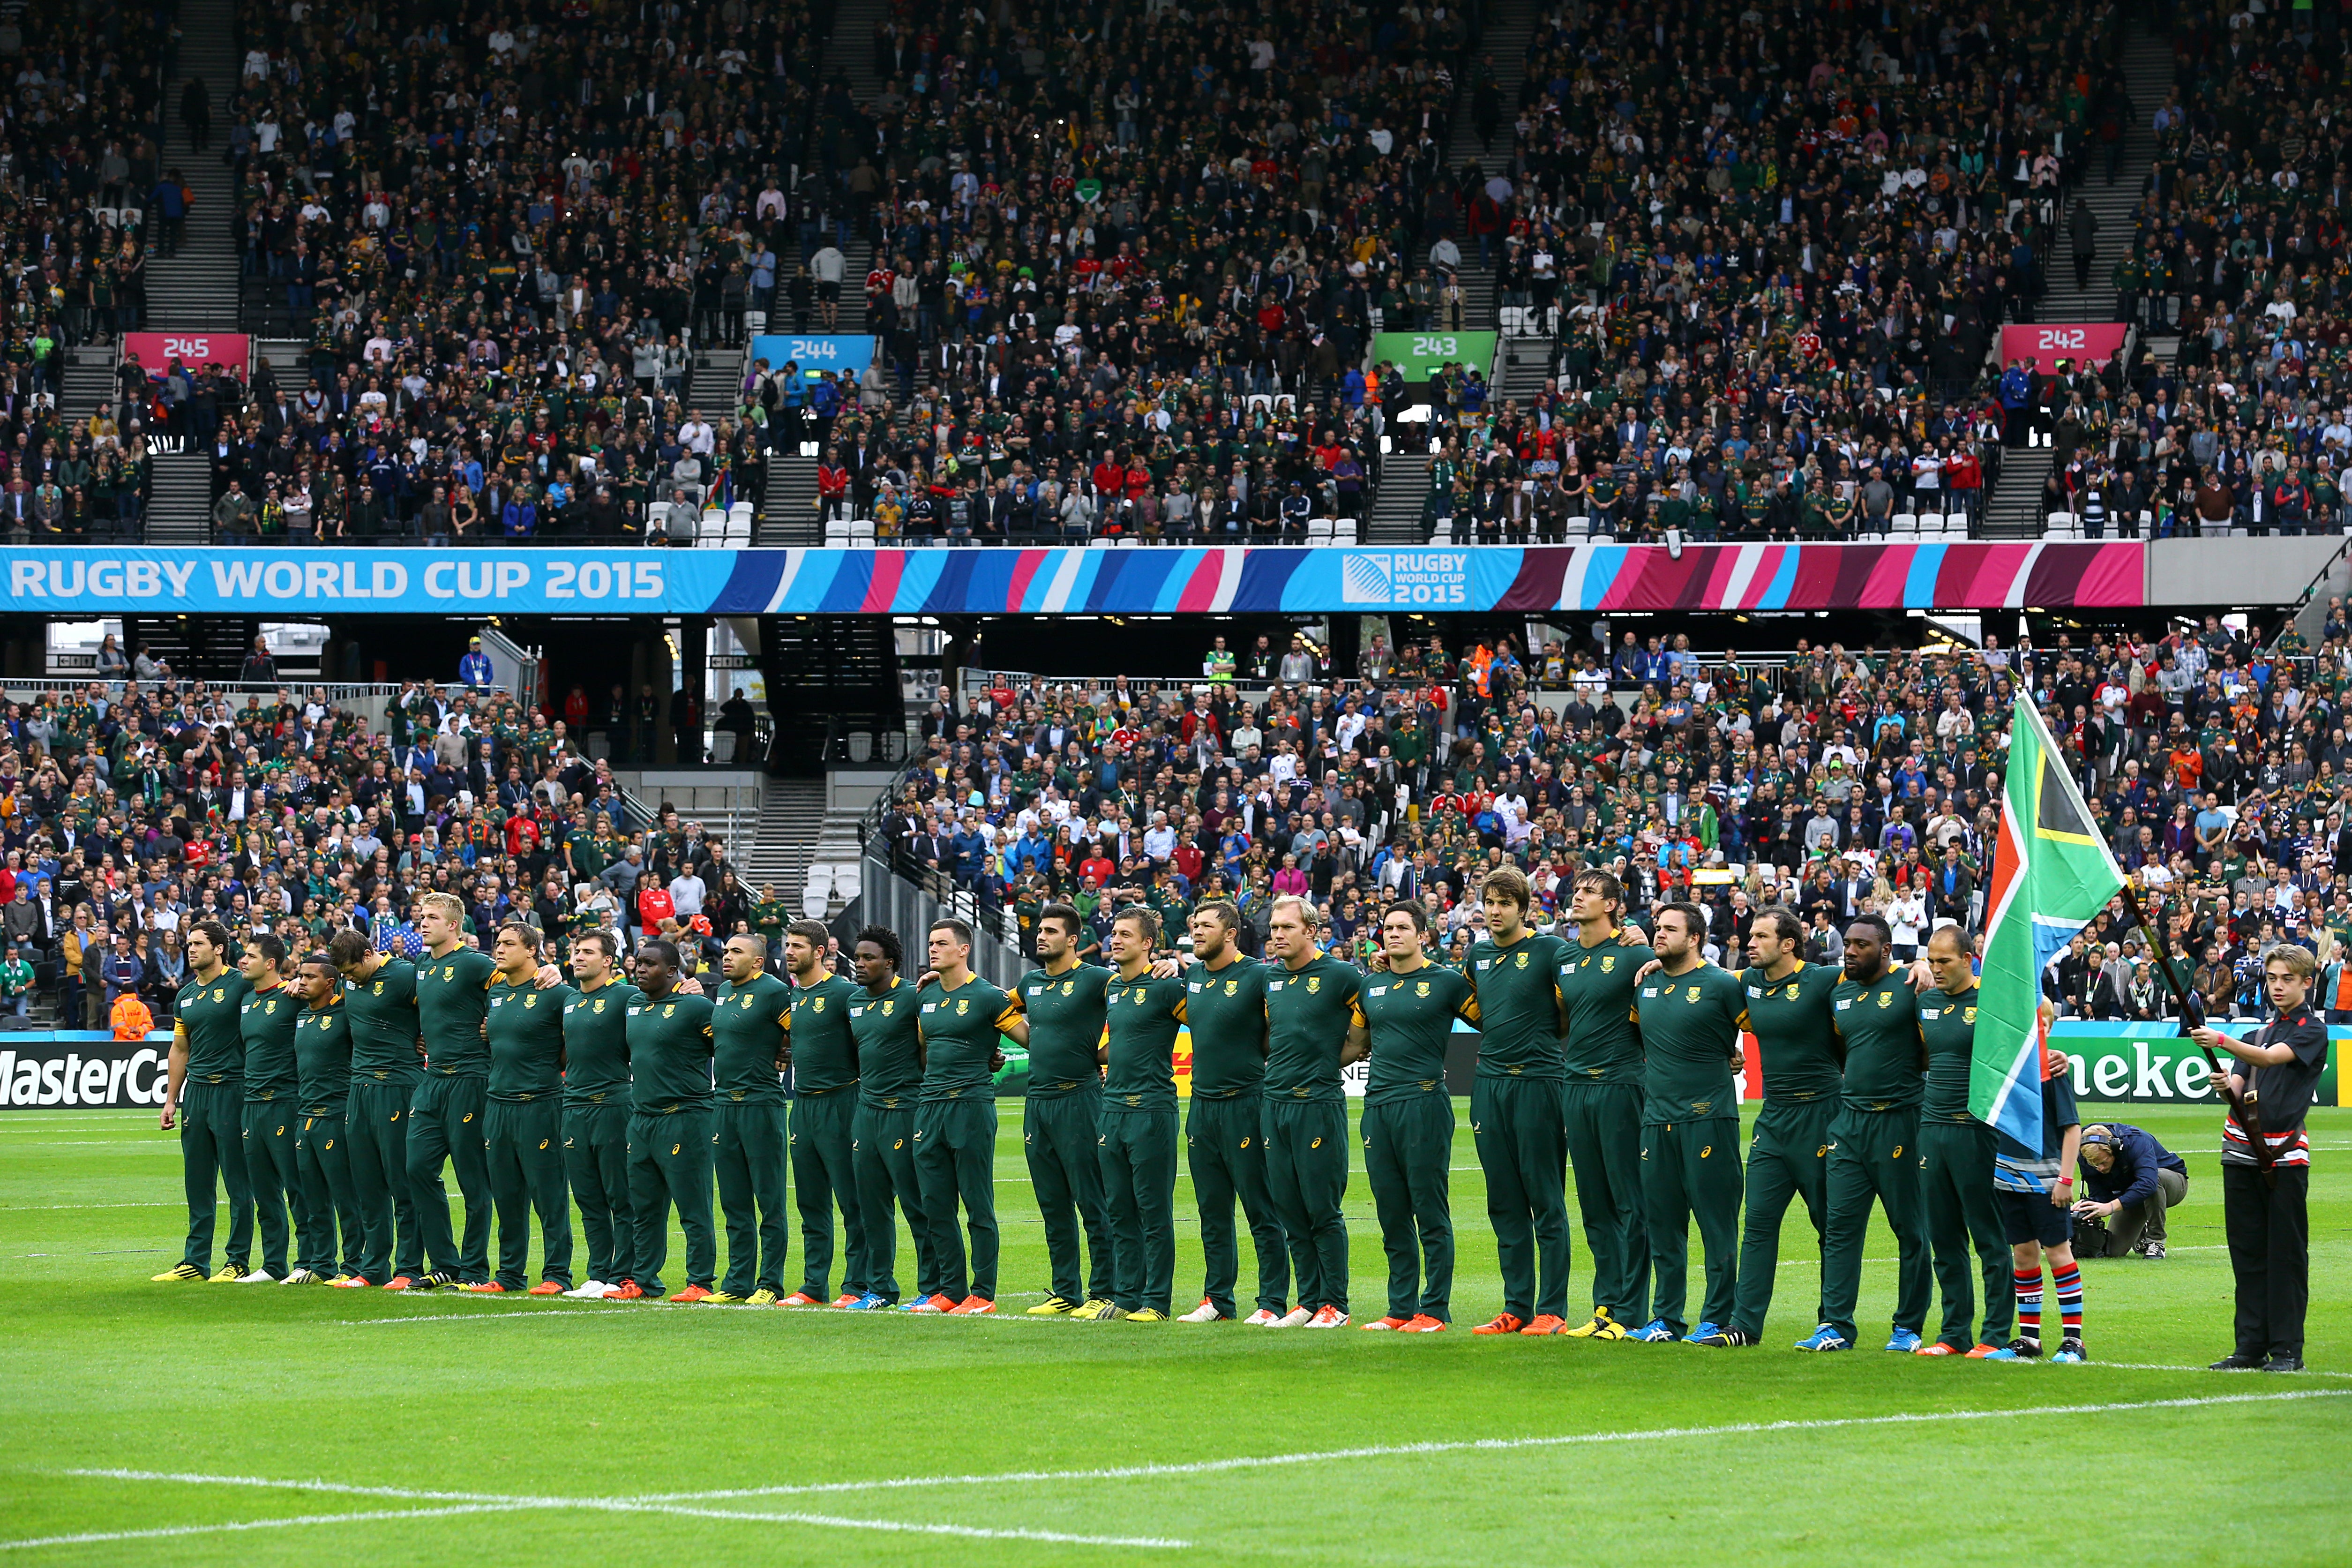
[442, 967, 455, 980]
[1963, 1006, 1977, 1024]
[662, 1004, 676, 1017]
[1687, 985, 1701, 1002]
[1515, 952, 1529, 968]
[1062, 981, 1076, 995]
[1225, 980, 1239, 996]
[524, 994, 538, 1009]
[1416, 980, 1431, 997]
[266, 998, 278, 1013]
[741, 995, 756, 1009]
[812, 998, 825, 1012]
[374, 981, 385, 995]
[211, 988, 225, 1002]
[881, 999, 895, 1015]
[956, 998, 970, 1015]
[1306, 976, 1321, 993]
[1600, 956, 1615, 972]
[1878, 991, 1893, 1008]
[594, 998, 606, 1013]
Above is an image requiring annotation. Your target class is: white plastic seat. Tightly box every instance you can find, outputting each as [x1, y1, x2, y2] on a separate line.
[1333, 518, 1358, 543]
[1087, 535, 1111, 548]
[723, 516, 751, 547]
[1892, 512, 1918, 533]
[831, 862, 861, 900]
[801, 865, 834, 918]
[1114, 536, 1140, 548]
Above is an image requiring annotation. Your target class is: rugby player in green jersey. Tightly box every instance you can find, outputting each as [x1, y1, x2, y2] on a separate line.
[847, 927, 943, 1309]
[1261, 895, 1368, 1328]
[1801, 914, 1933, 1352]
[1094, 907, 1190, 1321]
[913, 917, 1028, 1314]
[406, 892, 501, 1289]
[1014, 903, 1117, 1318]
[326, 928, 424, 1289]
[288, 953, 360, 1284]
[783, 921, 876, 1308]
[1915, 926, 2019, 1358]
[1175, 900, 1292, 1325]
[1627, 902, 1749, 1343]
[1456, 867, 1571, 1335]
[1553, 870, 1653, 1339]
[1700, 906, 1842, 1347]
[470, 923, 576, 1295]
[233, 935, 303, 1283]
[706, 933, 792, 1305]
[622, 939, 719, 1302]
[153, 921, 257, 1282]
[558, 931, 638, 1299]
[1360, 901, 1477, 1331]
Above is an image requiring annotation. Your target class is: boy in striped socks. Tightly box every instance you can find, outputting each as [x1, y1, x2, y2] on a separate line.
[1993, 1037, 2086, 1363]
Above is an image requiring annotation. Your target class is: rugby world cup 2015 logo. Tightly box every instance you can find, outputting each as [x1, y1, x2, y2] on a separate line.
[1341, 553, 1395, 604]
[1341, 551, 1472, 607]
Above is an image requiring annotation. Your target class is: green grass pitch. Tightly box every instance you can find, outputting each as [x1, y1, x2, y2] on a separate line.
[3, 1102, 2348, 1564]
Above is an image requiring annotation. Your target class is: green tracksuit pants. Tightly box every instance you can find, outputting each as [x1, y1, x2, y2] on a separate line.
[176, 1082, 252, 1272]
[1730, 1099, 1835, 1338]
[1821, 1106, 1933, 1345]
[346, 1075, 421, 1282]
[1098, 1105, 1178, 1314]
[1363, 1093, 1454, 1321]
[1564, 1081, 1648, 1322]
[563, 1100, 636, 1286]
[1186, 1092, 1290, 1317]
[791, 1089, 869, 1299]
[914, 1097, 998, 1301]
[1640, 1117, 1743, 1335]
[712, 1100, 788, 1296]
[628, 1107, 717, 1293]
[240, 1097, 300, 1276]
[407, 1073, 493, 1280]
[1474, 1074, 1571, 1320]
[1920, 1118, 2015, 1349]
[1025, 1089, 1114, 1303]
[1262, 1098, 1349, 1314]
[854, 1100, 939, 1303]
[294, 1110, 361, 1277]
[484, 1098, 573, 1290]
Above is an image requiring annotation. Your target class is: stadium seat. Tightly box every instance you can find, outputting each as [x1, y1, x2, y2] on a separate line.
[1333, 518, 1358, 544]
[801, 865, 833, 919]
[1892, 513, 1918, 533]
[832, 862, 862, 901]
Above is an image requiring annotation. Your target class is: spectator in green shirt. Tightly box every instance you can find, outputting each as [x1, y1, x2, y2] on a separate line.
[0, 945, 31, 1017]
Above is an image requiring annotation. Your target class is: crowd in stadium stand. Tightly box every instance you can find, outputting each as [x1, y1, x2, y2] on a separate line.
[0, 669, 794, 1028]
[0, 0, 169, 540]
[869, 612, 2352, 1021]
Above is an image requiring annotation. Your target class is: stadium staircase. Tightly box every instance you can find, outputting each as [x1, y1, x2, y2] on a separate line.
[1493, 335, 1554, 405]
[60, 350, 116, 426]
[756, 615, 903, 773]
[687, 345, 744, 422]
[740, 776, 826, 903]
[1980, 445, 2057, 540]
[147, 0, 241, 332]
[1441, 0, 1538, 331]
[122, 615, 262, 682]
[761, 452, 821, 544]
[1366, 452, 1434, 544]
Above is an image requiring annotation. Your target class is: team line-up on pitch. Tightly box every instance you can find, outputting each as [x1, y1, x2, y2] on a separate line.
[146, 873, 2321, 1368]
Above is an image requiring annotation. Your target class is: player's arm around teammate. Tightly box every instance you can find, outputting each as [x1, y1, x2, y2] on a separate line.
[1360, 901, 1477, 1332]
[152, 921, 256, 1283]
[557, 931, 639, 1299]
[1260, 895, 1367, 1328]
[621, 939, 719, 1301]
[1094, 907, 1191, 1322]
[326, 928, 425, 1289]
[289, 953, 362, 1284]
[847, 928, 943, 1309]
[706, 932, 793, 1305]
[1628, 902, 1747, 1343]
[782, 921, 877, 1308]
[1553, 871, 1654, 1339]
[1015, 903, 1118, 1318]
[472, 922, 576, 1295]
[1914, 927, 2019, 1358]
[233, 934, 304, 1283]
[1175, 900, 1291, 1325]
[405, 893, 500, 1289]
[912, 917, 1026, 1314]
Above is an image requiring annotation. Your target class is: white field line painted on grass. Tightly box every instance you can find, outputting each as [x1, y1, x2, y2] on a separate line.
[623, 1389, 2352, 1502]
[0, 1503, 541, 1552]
[51, 1470, 1190, 1549]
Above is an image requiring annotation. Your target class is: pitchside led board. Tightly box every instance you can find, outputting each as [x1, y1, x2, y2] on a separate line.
[1371, 330, 1499, 383]
[746, 333, 874, 383]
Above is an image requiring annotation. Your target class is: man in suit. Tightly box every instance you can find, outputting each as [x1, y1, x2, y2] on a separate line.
[1932, 844, 1977, 926]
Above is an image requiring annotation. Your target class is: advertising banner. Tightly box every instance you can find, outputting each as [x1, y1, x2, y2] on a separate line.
[747, 333, 875, 383]
[0, 1034, 174, 1108]
[2000, 323, 2129, 372]
[119, 332, 253, 375]
[0, 540, 2147, 617]
[1371, 330, 1498, 382]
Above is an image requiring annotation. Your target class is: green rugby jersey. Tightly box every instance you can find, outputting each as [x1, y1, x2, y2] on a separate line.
[785, 971, 862, 1095]
[1182, 957, 1270, 1096]
[1263, 953, 1365, 1104]
[345, 958, 423, 1081]
[1102, 970, 1187, 1111]
[1632, 962, 1750, 1123]
[486, 977, 573, 1101]
[237, 982, 302, 1102]
[1466, 931, 1566, 1077]
[1738, 961, 1846, 1104]
[916, 975, 1022, 1101]
[1016, 961, 1112, 1095]
[1832, 972, 1926, 1111]
[416, 945, 499, 1076]
[712, 972, 792, 1105]
[848, 977, 924, 1105]
[1918, 984, 1980, 1124]
[625, 989, 716, 1113]
[175, 968, 253, 1085]
[1556, 930, 1654, 1085]
[296, 998, 352, 1115]
[1361, 962, 1475, 1104]
[561, 980, 638, 1104]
